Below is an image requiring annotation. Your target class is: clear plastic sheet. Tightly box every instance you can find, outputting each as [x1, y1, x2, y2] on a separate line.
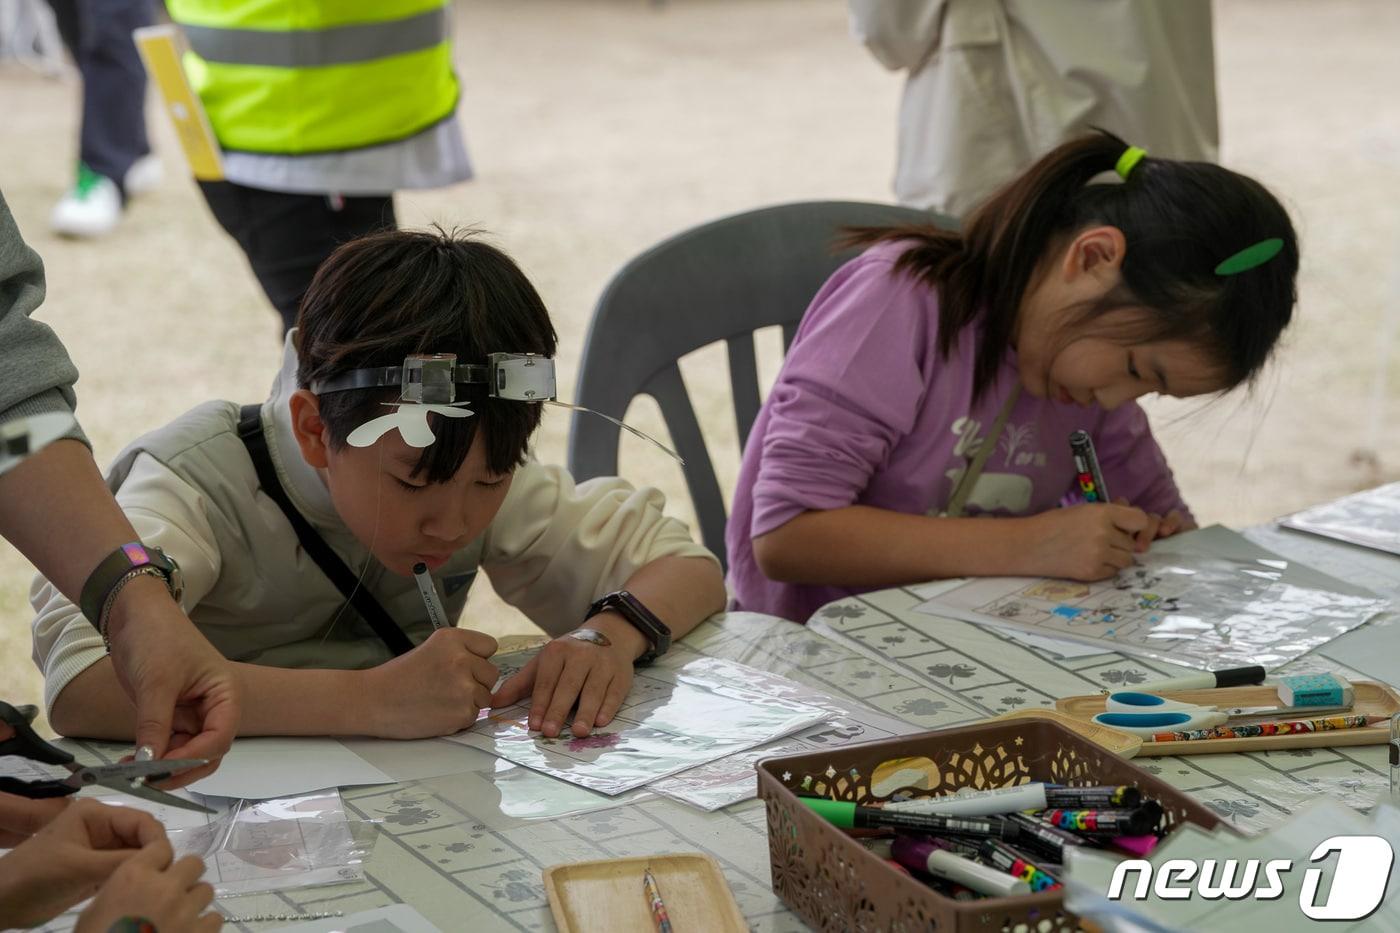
[1281, 481, 1400, 558]
[917, 526, 1389, 670]
[163, 792, 379, 897]
[450, 654, 827, 795]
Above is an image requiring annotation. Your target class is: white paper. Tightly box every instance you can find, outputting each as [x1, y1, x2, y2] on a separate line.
[188, 736, 393, 799]
[449, 654, 827, 795]
[914, 526, 1388, 670]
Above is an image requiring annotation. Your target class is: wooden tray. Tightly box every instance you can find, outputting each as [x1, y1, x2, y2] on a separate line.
[1056, 680, 1400, 756]
[543, 852, 745, 933]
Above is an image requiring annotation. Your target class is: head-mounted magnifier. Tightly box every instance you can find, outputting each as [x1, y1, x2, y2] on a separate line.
[311, 352, 681, 463]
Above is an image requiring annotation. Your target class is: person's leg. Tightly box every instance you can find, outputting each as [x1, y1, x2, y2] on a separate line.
[197, 182, 397, 333]
[72, 0, 154, 192]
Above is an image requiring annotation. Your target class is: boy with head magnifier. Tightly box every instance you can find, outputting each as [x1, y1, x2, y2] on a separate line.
[31, 228, 726, 742]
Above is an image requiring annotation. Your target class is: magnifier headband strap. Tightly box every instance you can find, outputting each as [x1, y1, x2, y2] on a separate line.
[311, 364, 491, 396]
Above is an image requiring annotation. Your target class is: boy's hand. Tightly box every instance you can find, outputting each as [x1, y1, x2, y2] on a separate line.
[74, 839, 220, 933]
[490, 614, 642, 738]
[0, 798, 165, 927]
[365, 628, 498, 739]
[1024, 503, 1151, 581]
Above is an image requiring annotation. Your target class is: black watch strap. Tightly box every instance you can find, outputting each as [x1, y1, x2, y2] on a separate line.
[79, 543, 183, 629]
[586, 591, 671, 664]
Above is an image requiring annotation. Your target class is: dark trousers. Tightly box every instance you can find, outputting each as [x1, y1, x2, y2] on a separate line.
[46, 0, 154, 193]
[198, 182, 397, 333]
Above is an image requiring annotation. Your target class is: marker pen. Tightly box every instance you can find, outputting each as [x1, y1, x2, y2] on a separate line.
[881, 783, 1143, 816]
[412, 562, 449, 630]
[891, 837, 1030, 898]
[1068, 430, 1109, 503]
[1004, 813, 1088, 862]
[800, 798, 1021, 842]
[978, 840, 1062, 892]
[1039, 803, 1161, 837]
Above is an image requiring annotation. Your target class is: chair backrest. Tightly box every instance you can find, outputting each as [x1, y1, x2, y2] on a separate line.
[567, 200, 947, 569]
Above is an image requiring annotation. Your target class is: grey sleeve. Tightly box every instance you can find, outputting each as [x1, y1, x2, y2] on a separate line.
[0, 190, 87, 446]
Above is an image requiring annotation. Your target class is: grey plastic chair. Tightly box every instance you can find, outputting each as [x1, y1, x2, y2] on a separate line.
[566, 200, 953, 569]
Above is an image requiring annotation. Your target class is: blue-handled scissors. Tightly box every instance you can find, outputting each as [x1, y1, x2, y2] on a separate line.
[1093, 691, 1351, 737]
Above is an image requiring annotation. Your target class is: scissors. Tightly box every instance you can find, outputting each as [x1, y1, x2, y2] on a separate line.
[1092, 691, 1351, 738]
[0, 701, 213, 814]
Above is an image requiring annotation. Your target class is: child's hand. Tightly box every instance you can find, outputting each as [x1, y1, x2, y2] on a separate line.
[0, 798, 166, 928]
[490, 629, 636, 739]
[0, 788, 70, 846]
[1026, 503, 1152, 580]
[74, 838, 219, 933]
[1156, 509, 1195, 539]
[365, 628, 499, 739]
[1111, 500, 1195, 551]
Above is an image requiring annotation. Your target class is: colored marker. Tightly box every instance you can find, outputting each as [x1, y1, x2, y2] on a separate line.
[412, 561, 448, 630]
[1147, 713, 1380, 743]
[1039, 803, 1161, 837]
[1043, 785, 1142, 809]
[881, 783, 1141, 816]
[891, 837, 1029, 898]
[1004, 813, 1087, 862]
[800, 798, 1020, 841]
[1135, 666, 1267, 694]
[1069, 430, 1109, 503]
[978, 840, 1062, 892]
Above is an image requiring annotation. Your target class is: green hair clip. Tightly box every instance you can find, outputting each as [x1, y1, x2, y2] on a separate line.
[1214, 237, 1284, 276]
[1115, 146, 1147, 180]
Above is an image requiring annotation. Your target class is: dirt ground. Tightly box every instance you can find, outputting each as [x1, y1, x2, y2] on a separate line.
[2, 0, 1399, 722]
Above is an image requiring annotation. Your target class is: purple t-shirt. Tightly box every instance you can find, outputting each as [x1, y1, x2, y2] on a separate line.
[726, 241, 1191, 623]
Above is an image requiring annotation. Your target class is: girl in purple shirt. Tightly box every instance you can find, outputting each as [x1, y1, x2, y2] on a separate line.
[727, 132, 1299, 623]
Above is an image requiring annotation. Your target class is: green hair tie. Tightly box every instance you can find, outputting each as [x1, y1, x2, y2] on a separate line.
[1115, 146, 1147, 180]
[1215, 237, 1284, 276]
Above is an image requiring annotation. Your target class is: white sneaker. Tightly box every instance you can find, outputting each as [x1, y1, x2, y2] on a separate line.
[124, 154, 163, 198]
[50, 164, 121, 238]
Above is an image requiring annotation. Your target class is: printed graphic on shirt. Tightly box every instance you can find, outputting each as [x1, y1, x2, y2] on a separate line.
[938, 414, 1046, 514]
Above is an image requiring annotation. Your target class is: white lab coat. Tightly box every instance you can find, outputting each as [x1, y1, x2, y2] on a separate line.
[849, 0, 1219, 217]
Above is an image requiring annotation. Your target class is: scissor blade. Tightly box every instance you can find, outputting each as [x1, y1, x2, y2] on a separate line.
[106, 781, 217, 814]
[80, 759, 209, 780]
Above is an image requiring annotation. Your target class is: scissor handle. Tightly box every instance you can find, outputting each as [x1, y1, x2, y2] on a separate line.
[1093, 709, 1229, 737]
[0, 700, 75, 766]
[1104, 692, 1201, 713]
[0, 776, 75, 799]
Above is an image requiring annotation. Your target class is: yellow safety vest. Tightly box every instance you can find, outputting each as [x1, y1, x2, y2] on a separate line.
[165, 0, 458, 155]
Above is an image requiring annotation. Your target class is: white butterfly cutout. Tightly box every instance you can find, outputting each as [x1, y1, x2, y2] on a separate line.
[347, 403, 474, 448]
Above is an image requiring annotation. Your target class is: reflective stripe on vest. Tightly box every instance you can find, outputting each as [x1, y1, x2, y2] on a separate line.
[168, 2, 457, 156]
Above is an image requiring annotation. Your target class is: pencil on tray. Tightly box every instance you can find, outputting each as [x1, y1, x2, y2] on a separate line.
[643, 868, 673, 933]
[1147, 714, 1383, 743]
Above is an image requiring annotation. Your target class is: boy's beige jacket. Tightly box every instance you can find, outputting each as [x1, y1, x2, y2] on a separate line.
[31, 335, 716, 715]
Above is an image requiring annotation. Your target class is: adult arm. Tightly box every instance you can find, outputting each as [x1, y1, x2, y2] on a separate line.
[0, 193, 237, 780]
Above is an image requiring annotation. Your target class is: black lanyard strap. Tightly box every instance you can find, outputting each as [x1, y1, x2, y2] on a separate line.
[236, 404, 414, 657]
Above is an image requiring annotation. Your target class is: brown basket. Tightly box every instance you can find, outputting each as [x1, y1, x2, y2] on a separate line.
[757, 716, 1224, 933]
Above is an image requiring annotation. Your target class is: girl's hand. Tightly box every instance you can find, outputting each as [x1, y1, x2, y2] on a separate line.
[363, 628, 499, 739]
[490, 621, 639, 738]
[1112, 498, 1162, 552]
[74, 839, 220, 933]
[1156, 509, 1194, 539]
[0, 798, 165, 928]
[1024, 503, 1151, 580]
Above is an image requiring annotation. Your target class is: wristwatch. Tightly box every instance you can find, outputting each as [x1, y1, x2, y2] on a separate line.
[79, 542, 184, 648]
[586, 591, 671, 665]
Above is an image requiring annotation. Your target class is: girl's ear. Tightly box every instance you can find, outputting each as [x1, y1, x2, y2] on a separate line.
[1063, 225, 1127, 284]
[288, 390, 333, 468]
